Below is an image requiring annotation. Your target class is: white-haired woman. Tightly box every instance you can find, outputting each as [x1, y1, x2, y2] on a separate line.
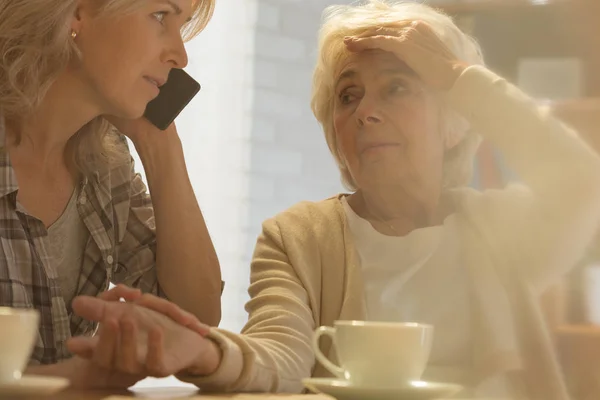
[70, 0, 600, 398]
[0, 0, 222, 388]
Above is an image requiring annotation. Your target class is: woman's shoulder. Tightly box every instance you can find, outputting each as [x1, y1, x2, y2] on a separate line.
[255, 195, 350, 266]
[263, 194, 347, 238]
[275, 194, 345, 221]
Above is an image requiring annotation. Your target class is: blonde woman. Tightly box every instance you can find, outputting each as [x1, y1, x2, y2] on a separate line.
[0, 0, 222, 388]
[72, 0, 600, 398]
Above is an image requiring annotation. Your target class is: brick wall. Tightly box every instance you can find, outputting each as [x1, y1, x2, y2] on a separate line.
[245, 0, 351, 281]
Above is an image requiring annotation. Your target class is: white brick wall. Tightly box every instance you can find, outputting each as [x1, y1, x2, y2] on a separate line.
[246, 0, 351, 245]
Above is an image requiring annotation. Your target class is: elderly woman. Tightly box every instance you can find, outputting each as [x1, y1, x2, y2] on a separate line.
[0, 0, 222, 388]
[71, 0, 600, 398]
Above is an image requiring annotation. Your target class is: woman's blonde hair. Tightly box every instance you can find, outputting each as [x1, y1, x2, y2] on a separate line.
[311, 0, 484, 190]
[0, 0, 215, 176]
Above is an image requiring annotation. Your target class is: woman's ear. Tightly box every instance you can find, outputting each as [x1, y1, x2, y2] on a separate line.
[439, 104, 469, 151]
[444, 129, 466, 151]
[70, 0, 93, 35]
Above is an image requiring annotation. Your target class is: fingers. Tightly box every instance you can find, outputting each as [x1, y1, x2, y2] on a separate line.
[344, 34, 408, 55]
[135, 294, 191, 322]
[347, 27, 449, 58]
[350, 20, 433, 40]
[353, 26, 406, 39]
[186, 321, 211, 337]
[344, 20, 439, 54]
[93, 319, 119, 369]
[134, 294, 210, 336]
[99, 284, 142, 302]
[69, 318, 148, 377]
[145, 328, 168, 377]
[72, 295, 110, 322]
[66, 336, 97, 359]
[117, 318, 143, 374]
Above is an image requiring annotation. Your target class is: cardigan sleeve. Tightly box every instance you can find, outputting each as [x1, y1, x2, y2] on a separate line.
[177, 216, 317, 392]
[447, 66, 600, 291]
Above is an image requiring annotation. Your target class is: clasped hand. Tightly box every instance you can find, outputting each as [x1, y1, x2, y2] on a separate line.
[67, 285, 221, 383]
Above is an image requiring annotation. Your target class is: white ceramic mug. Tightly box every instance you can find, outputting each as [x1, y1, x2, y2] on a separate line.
[0, 307, 39, 382]
[312, 321, 433, 387]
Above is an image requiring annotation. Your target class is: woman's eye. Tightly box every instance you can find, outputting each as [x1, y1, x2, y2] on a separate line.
[339, 90, 357, 105]
[340, 94, 352, 104]
[389, 82, 409, 94]
[152, 11, 168, 24]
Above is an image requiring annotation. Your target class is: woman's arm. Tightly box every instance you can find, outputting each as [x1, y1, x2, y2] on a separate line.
[447, 66, 600, 290]
[177, 216, 317, 392]
[131, 127, 222, 326]
[108, 116, 222, 327]
[347, 23, 600, 290]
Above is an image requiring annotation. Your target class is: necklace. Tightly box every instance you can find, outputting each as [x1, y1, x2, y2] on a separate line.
[366, 208, 401, 235]
[356, 192, 403, 235]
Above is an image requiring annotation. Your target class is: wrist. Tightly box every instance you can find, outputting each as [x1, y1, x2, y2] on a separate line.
[133, 130, 182, 160]
[185, 337, 222, 376]
[133, 132, 185, 178]
[448, 62, 468, 89]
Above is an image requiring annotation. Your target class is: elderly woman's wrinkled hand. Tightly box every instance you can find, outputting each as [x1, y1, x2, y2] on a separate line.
[67, 295, 221, 378]
[344, 21, 469, 91]
[97, 285, 209, 336]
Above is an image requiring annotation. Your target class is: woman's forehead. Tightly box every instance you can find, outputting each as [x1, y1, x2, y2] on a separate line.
[335, 50, 414, 81]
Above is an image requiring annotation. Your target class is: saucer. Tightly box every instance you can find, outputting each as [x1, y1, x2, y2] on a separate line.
[303, 378, 463, 400]
[0, 375, 70, 397]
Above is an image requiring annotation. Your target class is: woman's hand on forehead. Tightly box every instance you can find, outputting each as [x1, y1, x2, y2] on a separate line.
[344, 21, 469, 91]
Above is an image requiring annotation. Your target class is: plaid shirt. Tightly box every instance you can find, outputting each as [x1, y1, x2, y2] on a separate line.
[0, 122, 161, 365]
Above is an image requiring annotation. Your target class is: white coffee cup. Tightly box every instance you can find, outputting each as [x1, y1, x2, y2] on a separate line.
[0, 307, 39, 382]
[313, 320, 433, 387]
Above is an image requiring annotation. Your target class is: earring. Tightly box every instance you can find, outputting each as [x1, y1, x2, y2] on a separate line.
[71, 30, 78, 39]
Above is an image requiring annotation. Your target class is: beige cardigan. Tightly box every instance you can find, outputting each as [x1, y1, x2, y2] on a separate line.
[180, 67, 600, 399]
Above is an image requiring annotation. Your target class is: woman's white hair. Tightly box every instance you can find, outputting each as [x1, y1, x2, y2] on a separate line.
[311, 0, 484, 190]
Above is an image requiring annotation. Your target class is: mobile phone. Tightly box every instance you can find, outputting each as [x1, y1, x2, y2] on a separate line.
[143, 68, 201, 130]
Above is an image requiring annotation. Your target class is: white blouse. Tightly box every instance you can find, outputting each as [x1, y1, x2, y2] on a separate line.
[341, 196, 515, 397]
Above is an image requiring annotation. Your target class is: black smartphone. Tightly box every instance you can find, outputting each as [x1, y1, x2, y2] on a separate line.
[143, 68, 201, 130]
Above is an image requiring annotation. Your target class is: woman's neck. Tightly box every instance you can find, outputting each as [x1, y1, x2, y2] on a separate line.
[6, 70, 100, 167]
[348, 186, 452, 236]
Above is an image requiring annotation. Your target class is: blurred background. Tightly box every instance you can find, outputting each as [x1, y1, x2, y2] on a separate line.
[130, 0, 600, 395]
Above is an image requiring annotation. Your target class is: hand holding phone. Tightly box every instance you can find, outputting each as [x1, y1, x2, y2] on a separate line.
[143, 68, 201, 130]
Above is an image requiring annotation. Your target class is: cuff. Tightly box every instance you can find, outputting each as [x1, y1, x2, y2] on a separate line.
[176, 328, 244, 391]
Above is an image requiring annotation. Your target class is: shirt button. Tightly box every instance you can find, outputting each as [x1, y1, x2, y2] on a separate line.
[79, 196, 87, 205]
[106, 255, 114, 265]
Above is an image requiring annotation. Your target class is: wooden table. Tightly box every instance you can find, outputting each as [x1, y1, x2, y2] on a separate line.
[21, 389, 485, 400]
[22, 390, 332, 400]
[556, 324, 600, 400]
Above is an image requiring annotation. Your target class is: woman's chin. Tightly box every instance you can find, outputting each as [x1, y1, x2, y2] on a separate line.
[117, 105, 147, 121]
[104, 104, 145, 121]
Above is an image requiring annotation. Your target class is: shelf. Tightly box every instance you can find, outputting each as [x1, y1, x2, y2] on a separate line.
[436, 0, 571, 14]
[549, 97, 600, 113]
[557, 324, 600, 337]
